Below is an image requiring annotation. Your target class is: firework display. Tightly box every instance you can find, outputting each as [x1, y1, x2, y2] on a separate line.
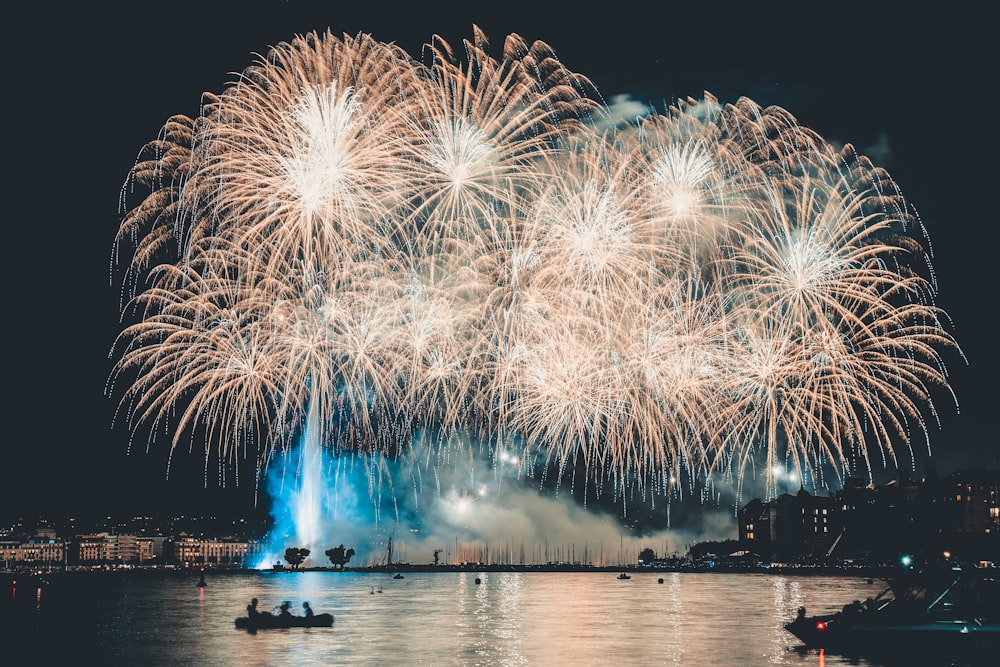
[109, 27, 959, 503]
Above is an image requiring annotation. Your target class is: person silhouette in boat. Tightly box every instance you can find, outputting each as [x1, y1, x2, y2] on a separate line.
[302, 601, 314, 618]
[279, 601, 292, 617]
[245, 597, 273, 628]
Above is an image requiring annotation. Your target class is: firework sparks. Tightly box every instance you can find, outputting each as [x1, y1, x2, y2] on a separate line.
[110, 27, 960, 510]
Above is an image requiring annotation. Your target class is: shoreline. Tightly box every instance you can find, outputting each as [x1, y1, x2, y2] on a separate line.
[5, 563, 899, 581]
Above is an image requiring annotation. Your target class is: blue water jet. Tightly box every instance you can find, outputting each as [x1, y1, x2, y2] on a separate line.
[252, 409, 376, 569]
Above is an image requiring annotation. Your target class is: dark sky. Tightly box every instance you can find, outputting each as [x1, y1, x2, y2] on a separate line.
[6, 1, 995, 522]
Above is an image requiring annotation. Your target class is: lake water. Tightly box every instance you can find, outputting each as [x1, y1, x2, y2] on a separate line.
[2, 570, 984, 666]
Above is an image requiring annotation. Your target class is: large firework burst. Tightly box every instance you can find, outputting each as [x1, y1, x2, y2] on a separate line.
[109, 27, 960, 503]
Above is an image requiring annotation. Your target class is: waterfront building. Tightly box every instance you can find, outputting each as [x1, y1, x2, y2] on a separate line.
[737, 499, 769, 557]
[926, 467, 1000, 563]
[737, 489, 836, 561]
[0, 534, 67, 569]
[76, 533, 107, 563]
[739, 465, 1000, 564]
[166, 536, 254, 567]
[74, 532, 159, 565]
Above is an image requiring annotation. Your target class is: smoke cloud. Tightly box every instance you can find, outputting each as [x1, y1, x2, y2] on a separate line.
[253, 433, 742, 568]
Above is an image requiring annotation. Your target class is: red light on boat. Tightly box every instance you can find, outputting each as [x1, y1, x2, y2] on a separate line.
[816, 621, 826, 631]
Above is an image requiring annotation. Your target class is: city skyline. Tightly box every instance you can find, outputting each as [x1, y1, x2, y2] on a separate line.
[6, 1, 995, 551]
[5, 460, 995, 569]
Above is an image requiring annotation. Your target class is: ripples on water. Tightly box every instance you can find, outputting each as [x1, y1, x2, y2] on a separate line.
[1, 571, 982, 666]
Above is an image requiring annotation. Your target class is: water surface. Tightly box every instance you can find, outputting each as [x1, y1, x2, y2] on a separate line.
[2, 570, 981, 665]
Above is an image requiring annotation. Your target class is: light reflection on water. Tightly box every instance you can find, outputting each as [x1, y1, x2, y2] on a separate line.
[1, 571, 971, 666]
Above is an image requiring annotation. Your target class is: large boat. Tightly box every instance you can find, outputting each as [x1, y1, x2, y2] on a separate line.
[785, 564, 999, 660]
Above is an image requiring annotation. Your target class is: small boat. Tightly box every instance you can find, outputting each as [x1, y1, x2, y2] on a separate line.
[235, 612, 334, 630]
[785, 564, 999, 659]
[393, 573, 404, 579]
[617, 572, 631, 580]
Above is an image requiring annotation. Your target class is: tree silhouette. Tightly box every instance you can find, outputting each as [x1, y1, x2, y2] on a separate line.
[638, 547, 657, 564]
[325, 544, 356, 570]
[284, 547, 310, 569]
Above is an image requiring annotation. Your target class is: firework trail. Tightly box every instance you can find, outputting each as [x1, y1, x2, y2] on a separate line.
[109, 26, 960, 519]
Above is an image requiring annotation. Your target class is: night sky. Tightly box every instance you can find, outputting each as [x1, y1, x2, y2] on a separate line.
[6, 1, 995, 524]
